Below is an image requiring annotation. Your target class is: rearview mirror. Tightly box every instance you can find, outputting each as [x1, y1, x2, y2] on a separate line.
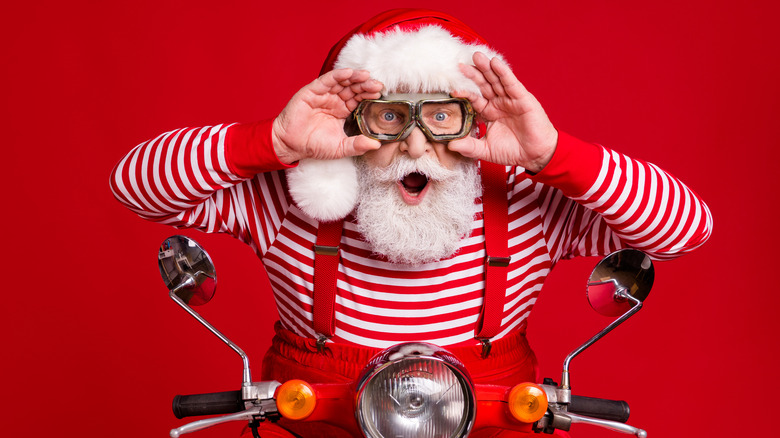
[158, 235, 216, 306]
[587, 249, 654, 317]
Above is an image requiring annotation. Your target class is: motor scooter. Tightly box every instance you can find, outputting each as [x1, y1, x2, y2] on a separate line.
[158, 235, 653, 438]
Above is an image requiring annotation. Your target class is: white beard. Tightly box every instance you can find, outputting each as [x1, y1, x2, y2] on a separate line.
[355, 155, 482, 265]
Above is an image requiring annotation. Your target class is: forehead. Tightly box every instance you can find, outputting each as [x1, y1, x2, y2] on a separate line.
[383, 92, 451, 102]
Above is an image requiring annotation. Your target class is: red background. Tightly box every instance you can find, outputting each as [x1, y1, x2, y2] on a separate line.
[3, 1, 778, 437]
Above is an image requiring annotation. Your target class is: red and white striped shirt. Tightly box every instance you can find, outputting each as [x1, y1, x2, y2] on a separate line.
[111, 122, 712, 348]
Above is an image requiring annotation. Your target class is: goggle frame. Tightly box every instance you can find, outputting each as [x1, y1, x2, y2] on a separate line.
[353, 97, 475, 143]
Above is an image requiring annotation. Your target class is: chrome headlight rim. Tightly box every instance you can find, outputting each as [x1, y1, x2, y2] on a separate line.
[355, 342, 476, 438]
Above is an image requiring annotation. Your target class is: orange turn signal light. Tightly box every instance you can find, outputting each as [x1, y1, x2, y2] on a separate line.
[508, 382, 548, 423]
[276, 379, 317, 420]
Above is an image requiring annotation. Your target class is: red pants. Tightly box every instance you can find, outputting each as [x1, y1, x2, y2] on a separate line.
[242, 322, 570, 437]
[260, 322, 539, 385]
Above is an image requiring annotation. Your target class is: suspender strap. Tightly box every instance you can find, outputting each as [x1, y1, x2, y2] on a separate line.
[475, 161, 510, 344]
[313, 220, 343, 339]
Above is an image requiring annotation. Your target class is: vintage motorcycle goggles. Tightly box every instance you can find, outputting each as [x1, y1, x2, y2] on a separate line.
[353, 93, 475, 143]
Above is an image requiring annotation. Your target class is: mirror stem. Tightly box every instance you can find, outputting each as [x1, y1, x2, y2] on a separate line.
[560, 286, 642, 390]
[170, 278, 253, 387]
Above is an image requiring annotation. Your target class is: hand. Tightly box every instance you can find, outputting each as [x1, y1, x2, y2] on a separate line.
[272, 69, 383, 164]
[449, 52, 558, 174]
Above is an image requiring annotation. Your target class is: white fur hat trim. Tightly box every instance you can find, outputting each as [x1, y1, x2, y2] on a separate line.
[286, 157, 358, 222]
[334, 25, 502, 95]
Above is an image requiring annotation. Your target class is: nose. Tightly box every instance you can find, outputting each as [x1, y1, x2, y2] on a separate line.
[398, 126, 431, 159]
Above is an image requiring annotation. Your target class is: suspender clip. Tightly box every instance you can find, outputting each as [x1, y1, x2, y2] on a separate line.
[477, 337, 492, 358]
[314, 245, 339, 256]
[486, 256, 511, 267]
[315, 335, 329, 354]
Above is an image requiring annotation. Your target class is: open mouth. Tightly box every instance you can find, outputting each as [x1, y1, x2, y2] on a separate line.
[397, 172, 430, 205]
[401, 172, 429, 194]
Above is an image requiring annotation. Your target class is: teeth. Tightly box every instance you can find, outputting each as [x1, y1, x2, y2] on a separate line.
[401, 172, 429, 194]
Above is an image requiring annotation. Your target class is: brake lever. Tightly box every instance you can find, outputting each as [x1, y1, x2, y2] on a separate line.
[169, 407, 263, 437]
[566, 412, 647, 437]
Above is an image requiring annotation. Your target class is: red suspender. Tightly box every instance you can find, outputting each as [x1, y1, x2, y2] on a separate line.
[313, 220, 343, 343]
[311, 162, 509, 356]
[475, 161, 510, 356]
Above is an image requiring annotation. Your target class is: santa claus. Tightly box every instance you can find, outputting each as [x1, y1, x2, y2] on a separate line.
[111, 8, 711, 437]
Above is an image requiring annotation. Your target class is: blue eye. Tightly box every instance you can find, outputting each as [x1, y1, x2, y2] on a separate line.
[434, 112, 447, 122]
[382, 112, 397, 122]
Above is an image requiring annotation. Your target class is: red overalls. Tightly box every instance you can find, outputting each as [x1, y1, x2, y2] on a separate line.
[249, 322, 555, 438]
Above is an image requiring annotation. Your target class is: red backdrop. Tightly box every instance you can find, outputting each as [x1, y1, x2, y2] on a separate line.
[3, 1, 778, 437]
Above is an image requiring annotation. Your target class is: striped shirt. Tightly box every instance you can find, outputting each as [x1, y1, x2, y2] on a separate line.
[111, 123, 712, 348]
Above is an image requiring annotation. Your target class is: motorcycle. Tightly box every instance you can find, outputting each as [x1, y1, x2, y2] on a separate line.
[158, 235, 654, 438]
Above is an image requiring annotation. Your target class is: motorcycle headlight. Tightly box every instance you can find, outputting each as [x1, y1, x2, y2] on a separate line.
[356, 343, 476, 438]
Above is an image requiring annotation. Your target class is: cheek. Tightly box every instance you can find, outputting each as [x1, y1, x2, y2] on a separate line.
[363, 143, 398, 167]
[436, 147, 466, 170]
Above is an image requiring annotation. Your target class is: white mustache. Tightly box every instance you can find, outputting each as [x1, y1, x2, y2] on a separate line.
[369, 155, 459, 183]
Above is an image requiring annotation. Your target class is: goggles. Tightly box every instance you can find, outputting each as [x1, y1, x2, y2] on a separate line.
[353, 93, 475, 143]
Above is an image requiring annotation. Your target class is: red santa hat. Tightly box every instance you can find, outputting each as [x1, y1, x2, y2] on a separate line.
[286, 9, 501, 222]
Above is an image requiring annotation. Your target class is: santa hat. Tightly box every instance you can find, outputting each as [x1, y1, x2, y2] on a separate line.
[286, 9, 501, 222]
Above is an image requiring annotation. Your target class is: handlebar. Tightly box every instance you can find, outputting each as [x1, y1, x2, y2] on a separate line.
[569, 395, 630, 423]
[172, 390, 244, 419]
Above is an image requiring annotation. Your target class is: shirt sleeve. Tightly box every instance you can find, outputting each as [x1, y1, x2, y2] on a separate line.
[109, 121, 293, 254]
[226, 120, 297, 177]
[532, 131, 713, 261]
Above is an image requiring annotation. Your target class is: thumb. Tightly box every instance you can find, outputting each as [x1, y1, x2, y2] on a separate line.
[341, 135, 382, 157]
[448, 137, 486, 161]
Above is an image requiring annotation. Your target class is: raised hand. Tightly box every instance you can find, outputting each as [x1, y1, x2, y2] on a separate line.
[272, 69, 383, 164]
[449, 52, 558, 174]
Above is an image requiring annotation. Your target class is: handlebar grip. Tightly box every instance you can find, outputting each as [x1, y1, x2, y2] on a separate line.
[568, 395, 630, 423]
[172, 390, 244, 419]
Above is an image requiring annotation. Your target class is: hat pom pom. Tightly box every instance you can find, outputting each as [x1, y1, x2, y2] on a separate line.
[286, 158, 359, 222]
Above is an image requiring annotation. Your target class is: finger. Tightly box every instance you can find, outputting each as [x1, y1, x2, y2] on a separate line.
[450, 88, 488, 115]
[459, 61, 495, 100]
[341, 78, 382, 101]
[472, 52, 506, 97]
[335, 70, 376, 92]
[305, 69, 353, 98]
[341, 81, 383, 111]
[349, 90, 381, 110]
[459, 63, 486, 85]
[329, 69, 374, 95]
[337, 71, 383, 100]
[348, 78, 383, 95]
[458, 64, 489, 92]
[323, 68, 354, 87]
[342, 94, 367, 112]
[490, 57, 530, 100]
[355, 87, 382, 100]
[347, 69, 372, 83]
[337, 86, 357, 102]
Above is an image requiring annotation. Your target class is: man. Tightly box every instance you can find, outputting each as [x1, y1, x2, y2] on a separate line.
[111, 8, 711, 437]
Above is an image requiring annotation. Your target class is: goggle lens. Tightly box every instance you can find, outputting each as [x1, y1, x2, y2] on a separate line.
[355, 98, 474, 142]
[362, 101, 412, 137]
